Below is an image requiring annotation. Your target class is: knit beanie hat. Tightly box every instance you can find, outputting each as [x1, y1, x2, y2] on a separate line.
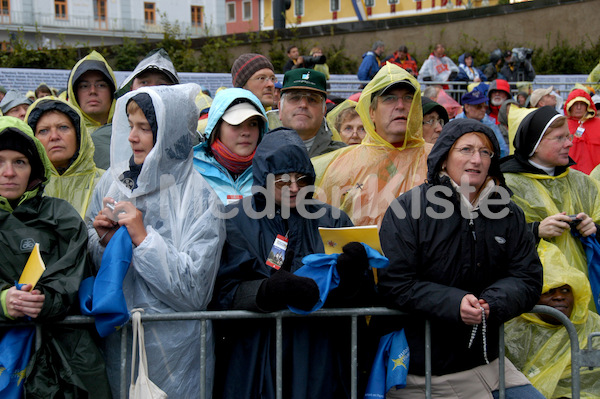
[231, 54, 274, 88]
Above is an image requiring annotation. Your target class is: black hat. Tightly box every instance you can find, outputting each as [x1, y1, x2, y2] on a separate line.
[514, 106, 562, 161]
[0, 127, 45, 185]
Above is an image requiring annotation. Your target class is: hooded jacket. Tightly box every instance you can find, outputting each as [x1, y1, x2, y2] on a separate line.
[378, 118, 542, 376]
[418, 52, 459, 82]
[357, 50, 383, 81]
[211, 128, 361, 399]
[85, 84, 225, 398]
[67, 50, 116, 134]
[314, 64, 430, 226]
[0, 117, 111, 398]
[487, 79, 511, 124]
[565, 88, 600, 174]
[501, 107, 600, 286]
[26, 97, 104, 218]
[456, 53, 485, 83]
[193, 88, 268, 204]
[115, 48, 179, 99]
[384, 51, 419, 77]
[506, 240, 600, 398]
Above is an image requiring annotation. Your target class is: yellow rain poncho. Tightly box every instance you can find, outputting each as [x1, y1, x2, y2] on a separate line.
[25, 97, 103, 218]
[502, 168, 600, 281]
[313, 64, 430, 226]
[505, 240, 600, 398]
[66, 50, 116, 134]
[325, 99, 355, 142]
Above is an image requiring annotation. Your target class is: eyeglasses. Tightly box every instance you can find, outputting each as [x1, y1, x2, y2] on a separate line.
[423, 118, 445, 127]
[252, 75, 278, 84]
[455, 146, 494, 159]
[284, 92, 324, 106]
[543, 133, 573, 144]
[379, 93, 414, 105]
[77, 81, 110, 91]
[274, 174, 310, 189]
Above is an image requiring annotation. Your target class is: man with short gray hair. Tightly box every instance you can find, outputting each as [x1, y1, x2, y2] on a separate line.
[358, 40, 386, 82]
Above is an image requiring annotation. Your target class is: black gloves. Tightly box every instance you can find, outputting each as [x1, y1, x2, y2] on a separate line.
[335, 242, 371, 299]
[256, 250, 320, 312]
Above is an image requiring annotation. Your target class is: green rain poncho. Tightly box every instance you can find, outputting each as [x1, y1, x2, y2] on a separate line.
[313, 64, 430, 227]
[505, 240, 600, 398]
[25, 97, 103, 218]
[66, 50, 116, 134]
[0, 117, 111, 398]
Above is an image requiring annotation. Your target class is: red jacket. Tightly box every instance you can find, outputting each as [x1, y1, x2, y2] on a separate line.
[385, 51, 419, 76]
[566, 89, 600, 174]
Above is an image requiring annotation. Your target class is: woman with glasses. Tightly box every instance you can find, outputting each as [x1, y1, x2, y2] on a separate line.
[421, 96, 449, 144]
[26, 97, 103, 218]
[211, 128, 376, 399]
[501, 106, 600, 304]
[378, 118, 543, 398]
[327, 99, 366, 145]
[193, 88, 268, 205]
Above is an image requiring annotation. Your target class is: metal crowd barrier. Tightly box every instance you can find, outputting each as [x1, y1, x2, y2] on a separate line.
[3, 305, 599, 399]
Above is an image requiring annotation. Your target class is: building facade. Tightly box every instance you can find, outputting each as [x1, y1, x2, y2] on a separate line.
[1, 0, 226, 49]
[261, 0, 499, 29]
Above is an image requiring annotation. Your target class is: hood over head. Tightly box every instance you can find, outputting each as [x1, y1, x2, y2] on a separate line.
[110, 83, 201, 198]
[0, 90, 33, 114]
[67, 51, 117, 129]
[513, 106, 563, 163]
[488, 79, 511, 99]
[25, 97, 92, 174]
[127, 92, 158, 144]
[0, 116, 52, 206]
[356, 63, 423, 150]
[203, 88, 268, 142]
[115, 48, 179, 98]
[498, 98, 520, 127]
[252, 127, 315, 189]
[427, 118, 505, 187]
[565, 88, 597, 120]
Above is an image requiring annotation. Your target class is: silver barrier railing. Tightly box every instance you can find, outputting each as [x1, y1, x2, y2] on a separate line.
[3, 305, 598, 399]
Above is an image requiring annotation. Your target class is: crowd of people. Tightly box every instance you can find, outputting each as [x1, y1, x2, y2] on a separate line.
[1, 43, 600, 399]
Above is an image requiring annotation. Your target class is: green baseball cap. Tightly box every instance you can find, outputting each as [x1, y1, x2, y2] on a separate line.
[281, 68, 327, 95]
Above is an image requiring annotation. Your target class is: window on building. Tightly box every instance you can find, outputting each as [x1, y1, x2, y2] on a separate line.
[388, 0, 398, 4]
[55, 0, 67, 19]
[365, 0, 375, 6]
[0, 0, 9, 16]
[94, 0, 107, 21]
[191, 5, 203, 27]
[144, 2, 156, 24]
[242, 0, 251, 20]
[295, 0, 304, 16]
[330, 0, 340, 12]
[226, 2, 235, 22]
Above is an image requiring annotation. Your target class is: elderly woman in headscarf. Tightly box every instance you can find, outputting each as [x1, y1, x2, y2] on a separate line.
[378, 118, 543, 398]
[26, 97, 103, 218]
[505, 240, 600, 398]
[500, 106, 600, 305]
[0, 90, 33, 120]
[326, 99, 366, 145]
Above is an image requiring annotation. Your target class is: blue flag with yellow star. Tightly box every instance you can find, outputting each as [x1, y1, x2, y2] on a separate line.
[364, 329, 409, 398]
[79, 226, 132, 337]
[0, 326, 35, 398]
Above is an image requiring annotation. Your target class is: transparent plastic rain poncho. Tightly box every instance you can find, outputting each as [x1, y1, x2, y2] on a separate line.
[313, 64, 430, 226]
[503, 168, 600, 281]
[505, 240, 600, 398]
[67, 50, 116, 133]
[85, 83, 226, 398]
[25, 97, 103, 218]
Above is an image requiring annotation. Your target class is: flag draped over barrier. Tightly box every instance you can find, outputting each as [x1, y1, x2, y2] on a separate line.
[79, 226, 132, 337]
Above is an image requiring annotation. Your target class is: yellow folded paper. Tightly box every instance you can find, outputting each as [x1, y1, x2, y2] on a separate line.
[319, 225, 382, 255]
[18, 243, 46, 290]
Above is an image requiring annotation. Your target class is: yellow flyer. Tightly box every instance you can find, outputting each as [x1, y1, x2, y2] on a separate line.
[18, 243, 46, 290]
[319, 225, 382, 255]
